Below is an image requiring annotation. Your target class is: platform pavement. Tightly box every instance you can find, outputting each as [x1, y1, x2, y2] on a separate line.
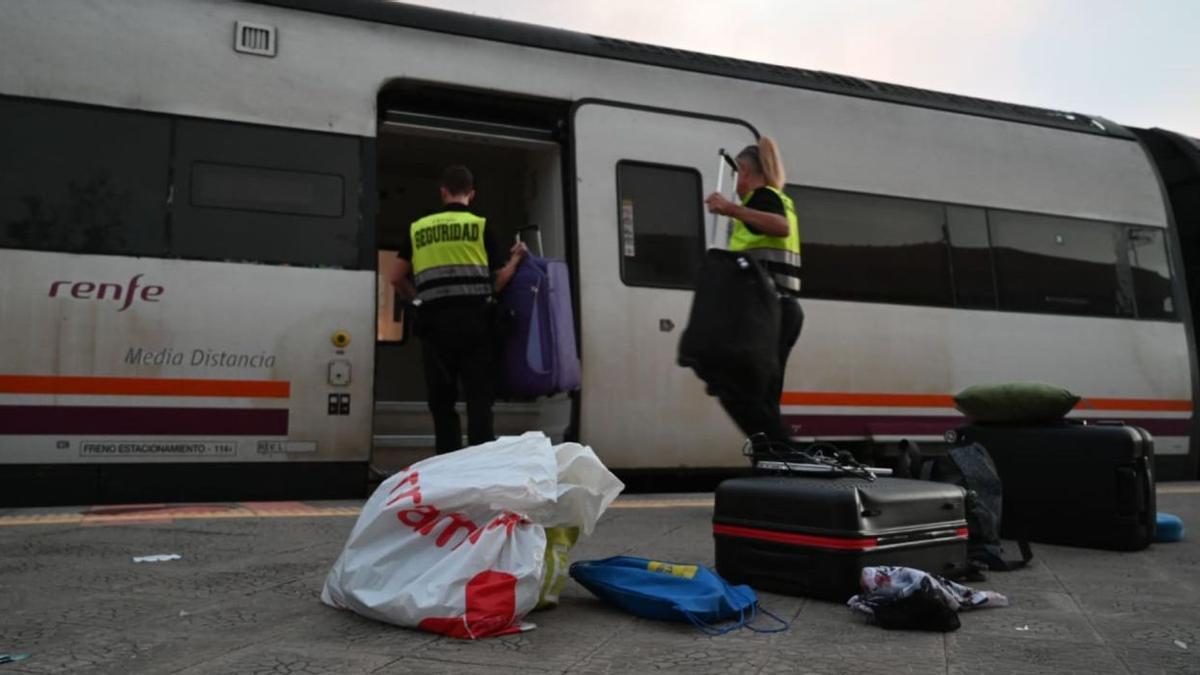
[1, 486, 1197, 674]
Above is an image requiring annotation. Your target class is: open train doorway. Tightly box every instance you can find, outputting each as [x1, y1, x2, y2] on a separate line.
[371, 84, 572, 471]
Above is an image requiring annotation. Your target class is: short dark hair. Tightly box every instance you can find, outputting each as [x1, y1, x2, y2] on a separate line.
[441, 165, 474, 195]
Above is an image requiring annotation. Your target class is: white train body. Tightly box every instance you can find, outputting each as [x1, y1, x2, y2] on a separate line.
[0, 0, 1193, 502]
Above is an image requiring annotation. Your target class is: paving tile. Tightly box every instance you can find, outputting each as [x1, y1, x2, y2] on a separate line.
[371, 657, 538, 674]
[758, 640, 947, 675]
[954, 607, 1103, 645]
[1110, 645, 1200, 675]
[170, 643, 399, 675]
[568, 630, 774, 675]
[0, 625, 240, 675]
[1089, 616, 1200, 656]
[267, 603, 441, 658]
[405, 595, 638, 672]
[946, 633, 1131, 675]
[1, 490, 1198, 675]
[3, 592, 184, 633]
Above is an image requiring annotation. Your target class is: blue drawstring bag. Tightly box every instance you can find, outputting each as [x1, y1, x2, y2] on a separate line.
[569, 556, 788, 635]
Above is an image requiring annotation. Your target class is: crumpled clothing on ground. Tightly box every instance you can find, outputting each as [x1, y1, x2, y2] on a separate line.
[847, 566, 1008, 632]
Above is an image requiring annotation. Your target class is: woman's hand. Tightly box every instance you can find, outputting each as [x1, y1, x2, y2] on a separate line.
[705, 192, 737, 216]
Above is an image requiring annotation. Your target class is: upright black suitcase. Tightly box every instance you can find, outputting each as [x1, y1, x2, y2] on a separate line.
[713, 476, 969, 601]
[947, 422, 1155, 551]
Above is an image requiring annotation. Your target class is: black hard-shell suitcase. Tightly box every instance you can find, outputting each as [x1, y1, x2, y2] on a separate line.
[713, 476, 969, 601]
[947, 422, 1155, 551]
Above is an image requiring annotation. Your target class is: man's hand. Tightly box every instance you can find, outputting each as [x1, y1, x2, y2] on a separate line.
[510, 241, 530, 263]
[495, 241, 530, 294]
[391, 258, 416, 301]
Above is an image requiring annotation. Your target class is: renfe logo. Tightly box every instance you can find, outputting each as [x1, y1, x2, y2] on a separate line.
[48, 274, 164, 311]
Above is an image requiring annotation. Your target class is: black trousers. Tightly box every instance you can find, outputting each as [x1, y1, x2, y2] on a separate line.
[418, 302, 498, 454]
[718, 296, 804, 447]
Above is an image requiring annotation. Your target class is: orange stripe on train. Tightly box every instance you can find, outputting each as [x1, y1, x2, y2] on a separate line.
[0, 375, 290, 398]
[780, 391, 1192, 412]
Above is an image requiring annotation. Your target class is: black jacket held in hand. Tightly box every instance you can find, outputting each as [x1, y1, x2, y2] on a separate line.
[677, 250, 780, 402]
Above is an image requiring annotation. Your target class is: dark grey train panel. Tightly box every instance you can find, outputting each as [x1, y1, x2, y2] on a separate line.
[0, 97, 171, 257]
[0, 95, 369, 270]
[172, 119, 363, 269]
[1, 462, 370, 507]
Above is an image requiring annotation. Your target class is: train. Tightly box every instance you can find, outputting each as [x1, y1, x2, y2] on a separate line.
[1, 0, 1196, 505]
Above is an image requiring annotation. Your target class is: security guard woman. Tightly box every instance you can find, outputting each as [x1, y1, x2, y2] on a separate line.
[703, 137, 803, 450]
[392, 165, 527, 453]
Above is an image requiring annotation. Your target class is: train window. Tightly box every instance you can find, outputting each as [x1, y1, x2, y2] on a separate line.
[615, 161, 704, 289]
[190, 163, 344, 217]
[172, 119, 362, 269]
[990, 211, 1135, 318]
[0, 97, 169, 256]
[1128, 226, 1177, 320]
[947, 206, 997, 309]
[786, 186, 953, 307]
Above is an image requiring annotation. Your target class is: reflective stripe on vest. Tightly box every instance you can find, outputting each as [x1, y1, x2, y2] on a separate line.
[729, 186, 802, 294]
[409, 210, 490, 302]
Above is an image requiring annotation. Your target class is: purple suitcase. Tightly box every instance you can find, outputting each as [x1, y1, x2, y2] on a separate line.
[499, 256, 581, 398]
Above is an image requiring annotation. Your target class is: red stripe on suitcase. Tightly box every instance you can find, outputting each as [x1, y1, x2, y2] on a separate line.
[713, 524, 969, 551]
[713, 523, 879, 550]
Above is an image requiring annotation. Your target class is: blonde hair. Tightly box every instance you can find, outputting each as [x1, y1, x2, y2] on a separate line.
[736, 136, 786, 190]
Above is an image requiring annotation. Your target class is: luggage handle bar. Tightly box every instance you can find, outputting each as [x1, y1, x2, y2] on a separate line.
[755, 460, 893, 476]
[515, 226, 544, 256]
[744, 434, 886, 480]
[709, 149, 738, 249]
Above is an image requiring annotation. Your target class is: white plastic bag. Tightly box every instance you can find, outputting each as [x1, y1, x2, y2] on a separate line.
[321, 433, 623, 639]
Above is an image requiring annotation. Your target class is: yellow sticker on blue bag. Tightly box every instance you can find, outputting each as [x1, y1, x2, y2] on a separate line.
[647, 561, 698, 579]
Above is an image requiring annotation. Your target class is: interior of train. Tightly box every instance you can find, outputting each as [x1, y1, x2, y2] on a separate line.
[371, 84, 573, 468]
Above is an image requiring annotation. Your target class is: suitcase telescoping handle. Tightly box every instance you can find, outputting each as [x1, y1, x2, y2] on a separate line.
[709, 149, 739, 249]
[515, 226, 544, 257]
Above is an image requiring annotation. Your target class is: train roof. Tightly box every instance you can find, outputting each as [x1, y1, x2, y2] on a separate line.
[255, 0, 1132, 139]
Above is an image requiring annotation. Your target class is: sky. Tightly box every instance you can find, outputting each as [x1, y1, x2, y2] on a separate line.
[401, 0, 1199, 137]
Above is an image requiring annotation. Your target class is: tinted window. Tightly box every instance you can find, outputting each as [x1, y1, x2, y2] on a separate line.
[787, 186, 952, 306]
[990, 211, 1135, 317]
[947, 206, 997, 309]
[616, 162, 704, 288]
[0, 97, 169, 255]
[191, 162, 344, 217]
[173, 119, 361, 269]
[1128, 226, 1177, 320]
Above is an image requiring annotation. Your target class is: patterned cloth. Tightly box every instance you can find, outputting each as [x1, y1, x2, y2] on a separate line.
[847, 566, 1008, 632]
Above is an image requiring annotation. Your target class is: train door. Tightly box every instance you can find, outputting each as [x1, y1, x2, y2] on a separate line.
[572, 102, 757, 469]
[372, 85, 571, 471]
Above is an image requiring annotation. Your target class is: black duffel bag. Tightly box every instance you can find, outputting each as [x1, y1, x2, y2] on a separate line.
[899, 440, 1032, 577]
[677, 249, 780, 402]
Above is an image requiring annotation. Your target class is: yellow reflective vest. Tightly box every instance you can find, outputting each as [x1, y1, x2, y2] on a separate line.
[409, 209, 491, 303]
[728, 186, 801, 294]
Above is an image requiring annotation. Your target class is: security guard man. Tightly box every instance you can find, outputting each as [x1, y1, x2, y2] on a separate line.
[704, 137, 803, 450]
[392, 165, 526, 453]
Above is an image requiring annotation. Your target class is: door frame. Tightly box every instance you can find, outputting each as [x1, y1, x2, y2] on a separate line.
[565, 98, 759, 461]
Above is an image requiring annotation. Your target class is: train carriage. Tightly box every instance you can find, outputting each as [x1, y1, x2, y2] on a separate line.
[1, 0, 1195, 505]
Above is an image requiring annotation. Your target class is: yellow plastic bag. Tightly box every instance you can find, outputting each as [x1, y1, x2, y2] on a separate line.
[537, 526, 580, 609]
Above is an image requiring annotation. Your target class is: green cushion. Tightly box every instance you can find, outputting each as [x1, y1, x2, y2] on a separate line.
[955, 382, 1081, 423]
